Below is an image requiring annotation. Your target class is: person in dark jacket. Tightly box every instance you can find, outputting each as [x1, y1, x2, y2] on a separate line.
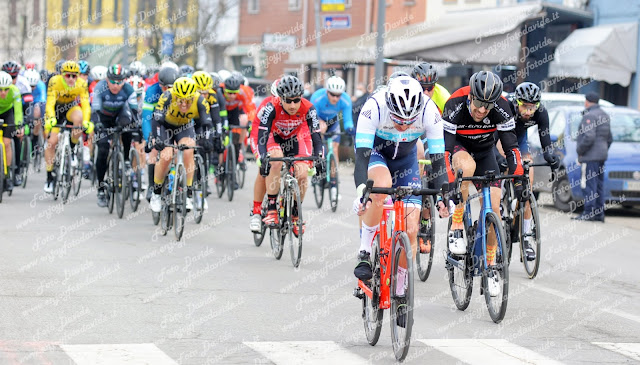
[573, 92, 612, 222]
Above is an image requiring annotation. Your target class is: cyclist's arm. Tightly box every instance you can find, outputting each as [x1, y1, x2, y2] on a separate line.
[496, 121, 523, 176]
[79, 86, 91, 123]
[195, 94, 212, 132]
[208, 91, 222, 134]
[306, 105, 323, 156]
[536, 108, 553, 155]
[13, 87, 23, 126]
[422, 100, 446, 192]
[353, 97, 380, 187]
[152, 92, 170, 124]
[215, 87, 228, 126]
[442, 99, 459, 184]
[257, 102, 276, 159]
[45, 77, 59, 121]
[341, 95, 354, 131]
[125, 84, 138, 112]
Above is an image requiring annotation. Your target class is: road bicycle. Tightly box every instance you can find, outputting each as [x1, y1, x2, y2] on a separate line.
[51, 124, 84, 204]
[353, 179, 445, 361]
[0, 120, 14, 202]
[101, 126, 139, 218]
[416, 158, 437, 282]
[311, 131, 350, 212]
[215, 125, 249, 202]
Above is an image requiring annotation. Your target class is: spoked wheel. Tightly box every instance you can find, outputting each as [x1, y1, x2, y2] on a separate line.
[160, 179, 172, 236]
[226, 143, 236, 202]
[0, 144, 5, 203]
[105, 154, 115, 214]
[446, 216, 474, 311]
[236, 149, 246, 189]
[173, 164, 188, 241]
[115, 152, 126, 219]
[329, 157, 339, 212]
[192, 154, 206, 224]
[288, 180, 304, 268]
[500, 180, 515, 264]
[312, 175, 325, 209]
[128, 149, 142, 212]
[215, 163, 225, 198]
[91, 143, 98, 187]
[416, 195, 436, 282]
[253, 199, 267, 247]
[482, 211, 509, 324]
[362, 236, 383, 345]
[33, 133, 44, 173]
[269, 226, 284, 260]
[72, 141, 83, 196]
[390, 231, 414, 362]
[20, 134, 31, 188]
[61, 144, 73, 203]
[520, 194, 541, 279]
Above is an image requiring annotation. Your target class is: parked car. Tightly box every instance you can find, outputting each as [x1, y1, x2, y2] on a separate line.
[528, 106, 640, 212]
[540, 92, 614, 110]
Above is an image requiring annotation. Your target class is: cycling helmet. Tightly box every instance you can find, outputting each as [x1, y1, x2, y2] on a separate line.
[385, 76, 425, 124]
[270, 78, 279, 96]
[411, 62, 438, 86]
[128, 75, 145, 95]
[180, 64, 194, 77]
[231, 70, 248, 86]
[90, 65, 108, 81]
[158, 67, 178, 87]
[24, 69, 41, 86]
[129, 60, 147, 76]
[192, 71, 212, 91]
[2, 61, 20, 76]
[469, 71, 503, 103]
[25, 62, 36, 70]
[388, 71, 410, 84]
[0, 71, 12, 88]
[39, 70, 50, 83]
[223, 75, 243, 92]
[276, 75, 304, 99]
[172, 77, 197, 99]
[218, 69, 232, 83]
[325, 76, 346, 94]
[514, 81, 541, 104]
[210, 72, 222, 87]
[160, 61, 179, 73]
[78, 60, 90, 75]
[107, 64, 126, 80]
[55, 60, 66, 74]
[61, 61, 80, 74]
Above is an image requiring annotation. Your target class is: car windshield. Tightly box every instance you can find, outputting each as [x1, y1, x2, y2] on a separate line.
[570, 110, 640, 142]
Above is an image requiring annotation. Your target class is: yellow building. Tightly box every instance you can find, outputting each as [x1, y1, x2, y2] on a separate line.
[44, 0, 199, 70]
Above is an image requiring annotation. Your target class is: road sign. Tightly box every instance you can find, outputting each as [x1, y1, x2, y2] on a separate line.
[321, 0, 345, 12]
[323, 15, 351, 30]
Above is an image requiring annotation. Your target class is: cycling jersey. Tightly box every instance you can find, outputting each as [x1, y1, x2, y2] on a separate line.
[31, 80, 47, 104]
[141, 82, 164, 140]
[507, 96, 551, 155]
[45, 75, 91, 122]
[0, 85, 23, 125]
[250, 95, 276, 157]
[223, 84, 255, 125]
[310, 88, 354, 131]
[14, 75, 32, 97]
[153, 90, 212, 130]
[202, 88, 222, 134]
[430, 83, 451, 114]
[91, 81, 137, 117]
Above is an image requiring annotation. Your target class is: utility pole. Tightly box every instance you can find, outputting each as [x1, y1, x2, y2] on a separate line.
[374, 0, 385, 87]
[314, 0, 323, 84]
[122, 0, 130, 63]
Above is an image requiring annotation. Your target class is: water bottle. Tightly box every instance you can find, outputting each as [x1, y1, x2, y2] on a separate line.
[168, 167, 175, 192]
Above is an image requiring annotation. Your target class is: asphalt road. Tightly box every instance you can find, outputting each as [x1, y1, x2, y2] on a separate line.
[1, 161, 639, 364]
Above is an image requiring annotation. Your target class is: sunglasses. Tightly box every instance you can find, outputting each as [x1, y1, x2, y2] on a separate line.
[390, 113, 418, 126]
[283, 97, 301, 104]
[10, 75, 17, 79]
[108, 78, 124, 85]
[225, 89, 239, 94]
[176, 97, 194, 105]
[328, 91, 341, 98]
[160, 84, 172, 90]
[471, 97, 494, 110]
[422, 84, 435, 92]
[64, 73, 78, 79]
[0, 87, 9, 92]
[516, 99, 540, 112]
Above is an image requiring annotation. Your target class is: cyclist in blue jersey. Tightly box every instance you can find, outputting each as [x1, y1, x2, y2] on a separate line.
[23, 69, 46, 152]
[310, 76, 354, 202]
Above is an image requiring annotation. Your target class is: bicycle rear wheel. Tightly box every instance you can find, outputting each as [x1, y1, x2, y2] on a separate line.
[236, 149, 245, 189]
[312, 175, 325, 209]
[72, 140, 83, 196]
[91, 142, 98, 186]
[288, 179, 303, 268]
[483, 211, 509, 323]
[174, 164, 187, 241]
[161, 178, 172, 236]
[192, 154, 206, 224]
[33, 133, 43, 173]
[129, 148, 142, 212]
[61, 143, 72, 203]
[20, 134, 31, 188]
[390, 231, 414, 362]
[446, 216, 474, 311]
[500, 179, 516, 264]
[520, 194, 541, 279]
[329, 157, 339, 212]
[105, 153, 115, 214]
[416, 195, 436, 282]
[226, 143, 236, 201]
[362, 236, 383, 345]
[269, 227, 284, 260]
[253, 198, 267, 247]
[215, 162, 225, 198]
[115, 151, 126, 219]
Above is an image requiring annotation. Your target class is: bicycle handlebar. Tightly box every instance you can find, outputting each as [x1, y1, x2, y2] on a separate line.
[167, 144, 202, 151]
[360, 179, 447, 204]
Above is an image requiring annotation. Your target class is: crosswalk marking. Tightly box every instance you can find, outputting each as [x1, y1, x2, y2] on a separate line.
[60, 343, 178, 365]
[243, 341, 369, 365]
[418, 339, 564, 365]
[593, 342, 640, 361]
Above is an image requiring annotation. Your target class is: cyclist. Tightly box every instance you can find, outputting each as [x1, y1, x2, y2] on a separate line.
[23, 69, 46, 171]
[222, 73, 255, 187]
[129, 61, 147, 78]
[3, 61, 32, 186]
[352, 76, 449, 282]
[0, 71, 23, 192]
[443, 71, 524, 295]
[128, 74, 148, 189]
[89, 65, 107, 101]
[149, 77, 212, 213]
[495, 82, 559, 260]
[142, 66, 178, 201]
[257, 75, 324, 236]
[180, 65, 195, 78]
[78, 61, 91, 84]
[43, 61, 93, 193]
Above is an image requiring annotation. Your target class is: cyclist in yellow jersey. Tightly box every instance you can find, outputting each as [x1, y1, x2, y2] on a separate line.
[43, 61, 94, 193]
[149, 77, 212, 213]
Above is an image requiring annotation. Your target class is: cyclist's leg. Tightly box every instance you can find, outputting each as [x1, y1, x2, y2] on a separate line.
[449, 145, 476, 230]
[153, 125, 173, 193]
[518, 134, 533, 221]
[263, 139, 283, 224]
[94, 114, 115, 188]
[67, 106, 83, 146]
[291, 133, 311, 200]
[250, 127, 265, 215]
[175, 125, 196, 188]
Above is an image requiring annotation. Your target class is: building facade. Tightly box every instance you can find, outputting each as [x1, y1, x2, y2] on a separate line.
[0, 0, 46, 68]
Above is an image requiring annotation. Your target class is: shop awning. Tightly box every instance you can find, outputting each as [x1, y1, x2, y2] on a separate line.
[548, 22, 638, 86]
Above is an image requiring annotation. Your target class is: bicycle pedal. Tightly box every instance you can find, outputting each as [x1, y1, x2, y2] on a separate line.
[353, 287, 364, 299]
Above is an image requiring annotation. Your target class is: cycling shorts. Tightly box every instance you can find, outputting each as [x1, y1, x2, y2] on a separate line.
[368, 147, 421, 207]
[452, 143, 501, 190]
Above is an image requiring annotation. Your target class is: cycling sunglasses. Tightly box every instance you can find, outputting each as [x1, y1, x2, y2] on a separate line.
[283, 97, 301, 104]
[328, 91, 341, 98]
[176, 97, 194, 105]
[390, 113, 418, 126]
[108, 78, 124, 85]
[64, 73, 78, 79]
[471, 97, 494, 110]
[225, 89, 240, 94]
[422, 84, 435, 92]
[516, 99, 540, 111]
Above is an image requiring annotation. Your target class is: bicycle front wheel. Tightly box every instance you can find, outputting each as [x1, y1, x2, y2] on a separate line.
[312, 174, 324, 208]
[160, 179, 172, 235]
[288, 179, 303, 268]
[61, 143, 72, 203]
[363, 236, 383, 345]
[72, 141, 83, 196]
[174, 164, 188, 241]
[329, 157, 339, 212]
[416, 195, 436, 282]
[226, 143, 236, 202]
[269, 226, 284, 260]
[192, 154, 206, 224]
[446, 216, 473, 311]
[129, 148, 142, 212]
[115, 152, 126, 219]
[483, 211, 509, 324]
[236, 149, 245, 189]
[520, 194, 541, 279]
[390, 231, 414, 362]
[20, 134, 31, 188]
[253, 198, 267, 247]
[33, 133, 44, 173]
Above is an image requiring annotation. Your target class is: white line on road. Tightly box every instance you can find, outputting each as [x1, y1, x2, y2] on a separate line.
[243, 341, 369, 365]
[60, 343, 178, 365]
[418, 339, 564, 365]
[593, 342, 640, 361]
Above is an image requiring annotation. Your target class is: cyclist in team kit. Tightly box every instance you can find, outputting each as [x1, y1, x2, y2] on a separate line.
[0, 71, 23, 192]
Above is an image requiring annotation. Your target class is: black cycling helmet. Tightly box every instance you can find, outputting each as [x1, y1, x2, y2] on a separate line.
[180, 64, 194, 77]
[2, 61, 20, 77]
[40, 70, 50, 83]
[411, 62, 438, 86]
[223, 75, 243, 92]
[514, 82, 541, 104]
[107, 64, 127, 80]
[158, 67, 179, 87]
[469, 71, 503, 103]
[276, 75, 304, 98]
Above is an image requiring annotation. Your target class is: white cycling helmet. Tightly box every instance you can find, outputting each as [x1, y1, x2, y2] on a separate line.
[0, 71, 12, 88]
[90, 65, 108, 81]
[325, 76, 346, 94]
[128, 75, 146, 96]
[129, 60, 147, 76]
[160, 61, 179, 73]
[24, 69, 41, 86]
[270, 78, 279, 96]
[218, 69, 232, 83]
[385, 76, 425, 125]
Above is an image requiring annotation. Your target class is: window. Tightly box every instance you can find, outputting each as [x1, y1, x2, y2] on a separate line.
[248, 0, 259, 14]
[88, 0, 102, 24]
[444, 0, 457, 4]
[345, 0, 352, 8]
[289, 0, 301, 11]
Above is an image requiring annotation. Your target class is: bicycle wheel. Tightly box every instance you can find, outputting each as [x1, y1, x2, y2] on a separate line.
[236, 149, 245, 189]
[174, 164, 188, 241]
[160, 178, 172, 236]
[91, 142, 98, 186]
[226, 143, 236, 202]
[520, 194, 541, 279]
[72, 140, 83, 196]
[215, 162, 225, 198]
[129, 148, 142, 212]
[20, 134, 31, 188]
[269, 226, 284, 260]
[416, 195, 436, 282]
[390, 231, 414, 362]
[253, 199, 267, 247]
[446, 216, 474, 311]
[53, 151, 61, 201]
[482, 211, 509, 324]
[33, 133, 43, 173]
[288, 179, 304, 267]
[105, 153, 115, 214]
[61, 143, 72, 203]
[328, 157, 339, 212]
[0, 143, 4, 203]
[115, 152, 126, 219]
[362, 236, 383, 345]
[192, 154, 206, 224]
[499, 180, 514, 264]
[312, 175, 325, 209]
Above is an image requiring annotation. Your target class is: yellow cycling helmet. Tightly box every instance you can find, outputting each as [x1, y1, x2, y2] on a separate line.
[172, 77, 197, 99]
[61, 61, 80, 74]
[192, 71, 212, 92]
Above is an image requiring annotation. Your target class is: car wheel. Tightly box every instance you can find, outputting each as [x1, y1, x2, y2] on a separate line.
[552, 173, 573, 212]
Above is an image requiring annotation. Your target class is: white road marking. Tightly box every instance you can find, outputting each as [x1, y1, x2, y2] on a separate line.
[593, 342, 640, 361]
[243, 341, 369, 365]
[60, 343, 178, 365]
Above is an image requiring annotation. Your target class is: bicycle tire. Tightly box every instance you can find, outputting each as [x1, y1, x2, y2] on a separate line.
[174, 164, 187, 241]
[33, 133, 43, 173]
[53, 151, 61, 201]
[416, 195, 436, 282]
[447, 216, 473, 311]
[91, 142, 98, 187]
[115, 151, 126, 219]
[129, 148, 142, 212]
[500, 179, 514, 264]
[161, 178, 172, 236]
[20, 134, 31, 188]
[72, 139, 83, 196]
[521, 194, 541, 279]
[193, 154, 205, 224]
[269, 227, 284, 260]
[390, 231, 414, 362]
[312, 175, 325, 209]
[363, 236, 383, 345]
[288, 179, 303, 268]
[329, 157, 339, 212]
[61, 143, 72, 203]
[236, 149, 245, 189]
[215, 163, 225, 198]
[226, 142, 236, 202]
[106, 153, 115, 214]
[0, 143, 4, 203]
[482, 211, 509, 324]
